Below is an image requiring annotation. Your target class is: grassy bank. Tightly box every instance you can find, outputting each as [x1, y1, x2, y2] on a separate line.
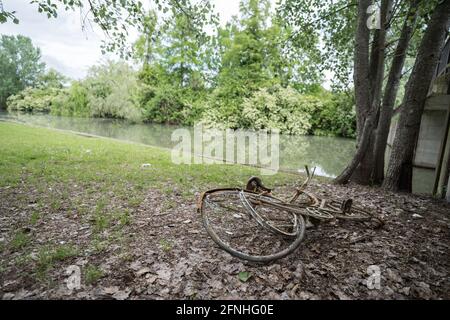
[0, 122, 300, 191]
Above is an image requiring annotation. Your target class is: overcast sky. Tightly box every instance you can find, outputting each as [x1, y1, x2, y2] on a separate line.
[0, 0, 244, 79]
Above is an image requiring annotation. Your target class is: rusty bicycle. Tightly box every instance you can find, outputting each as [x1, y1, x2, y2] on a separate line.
[198, 166, 384, 263]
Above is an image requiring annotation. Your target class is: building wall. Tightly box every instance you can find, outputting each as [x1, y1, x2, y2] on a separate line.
[413, 95, 450, 196]
[386, 95, 450, 196]
[415, 110, 447, 168]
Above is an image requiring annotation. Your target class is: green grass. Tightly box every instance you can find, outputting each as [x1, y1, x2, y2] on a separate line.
[30, 211, 41, 225]
[84, 264, 104, 285]
[159, 238, 173, 252]
[0, 122, 300, 193]
[90, 236, 109, 253]
[36, 244, 79, 279]
[113, 209, 131, 226]
[10, 231, 30, 251]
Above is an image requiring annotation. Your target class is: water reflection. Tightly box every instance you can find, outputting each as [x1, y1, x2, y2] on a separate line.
[0, 112, 356, 178]
[279, 134, 355, 177]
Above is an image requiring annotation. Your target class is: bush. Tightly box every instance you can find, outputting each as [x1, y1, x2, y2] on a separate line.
[50, 82, 89, 117]
[140, 84, 186, 124]
[85, 61, 142, 122]
[200, 89, 244, 130]
[310, 92, 356, 138]
[240, 85, 314, 135]
[201, 85, 356, 137]
[141, 85, 207, 125]
[7, 87, 63, 113]
[206, 85, 316, 135]
[8, 61, 143, 123]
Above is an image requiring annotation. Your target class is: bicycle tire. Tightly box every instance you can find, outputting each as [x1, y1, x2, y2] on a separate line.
[199, 188, 306, 263]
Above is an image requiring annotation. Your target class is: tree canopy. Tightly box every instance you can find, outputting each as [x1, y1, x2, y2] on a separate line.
[0, 35, 45, 108]
[4, 1, 356, 138]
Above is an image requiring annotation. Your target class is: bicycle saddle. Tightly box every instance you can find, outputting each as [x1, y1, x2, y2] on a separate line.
[245, 176, 272, 194]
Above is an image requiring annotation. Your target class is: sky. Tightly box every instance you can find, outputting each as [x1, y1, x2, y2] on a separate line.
[0, 0, 247, 79]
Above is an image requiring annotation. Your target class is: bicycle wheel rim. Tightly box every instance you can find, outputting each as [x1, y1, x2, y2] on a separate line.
[239, 191, 299, 237]
[199, 188, 306, 263]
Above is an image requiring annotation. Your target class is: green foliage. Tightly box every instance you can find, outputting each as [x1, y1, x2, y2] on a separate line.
[236, 85, 355, 137]
[201, 84, 356, 137]
[310, 92, 356, 138]
[8, 61, 142, 122]
[238, 271, 251, 282]
[278, 0, 435, 92]
[50, 82, 89, 117]
[159, 238, 173, 252]
[241, 85, 314, 135]
[159, 12, 208, 87]
[134, 5, 214, 125]
[3, 0, 357, 138]
[137, 67, 207, 125]
[0, 35, 45, 108]
[30, 212, 41, 225]
[5, 67, 68, 113]
[7, 87, 62, 113]
[199, 0, 322, 130]
[141, 84, 185, 124]
[10, 230, 30, 251]
[133, 10, 159, 65]
[84, 265, 104, 285]
[278, 0, 357, 90]
[37, 68, 67, 89]
[84, 61, 142, 122]
[1, 0, 146, 58]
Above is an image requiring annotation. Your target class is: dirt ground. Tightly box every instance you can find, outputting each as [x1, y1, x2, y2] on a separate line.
[1, 180, 449, 300]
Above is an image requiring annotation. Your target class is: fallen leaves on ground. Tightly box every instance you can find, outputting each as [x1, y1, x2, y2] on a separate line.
[0, 181, 449, 299]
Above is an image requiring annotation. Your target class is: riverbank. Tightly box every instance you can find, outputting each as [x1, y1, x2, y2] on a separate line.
[0, 122, 449, 299]
[0, 111, 357, 178]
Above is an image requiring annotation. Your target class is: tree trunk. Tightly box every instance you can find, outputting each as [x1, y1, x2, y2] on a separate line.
[372, 0, 419, 184]
[335, 0, 390, 185]
[334, 108, 378, 184]
[353, 0, 372, 145]
[352, 0, 392, 184]
[383, 0, 450, 192]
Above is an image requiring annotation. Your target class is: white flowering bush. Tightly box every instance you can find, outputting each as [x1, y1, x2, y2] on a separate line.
[241, 85, 315, 135]
[200, 92, 243, 130]
[7, 87, 63, 113]
[200, 85, 355, 137]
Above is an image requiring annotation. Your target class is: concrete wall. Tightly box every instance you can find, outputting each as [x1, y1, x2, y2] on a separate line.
[414, 110, 447, 168]
[412, 168, 435, 195]
[385, 96, 450, 196]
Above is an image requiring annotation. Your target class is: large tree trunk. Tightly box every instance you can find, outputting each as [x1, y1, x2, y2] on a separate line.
[371, 0, 419, 184]
[335, 0, 390, 185]
[353, 0, 372, 145]
[382, 0, 450, 192]
[351, 0, 392, 184]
